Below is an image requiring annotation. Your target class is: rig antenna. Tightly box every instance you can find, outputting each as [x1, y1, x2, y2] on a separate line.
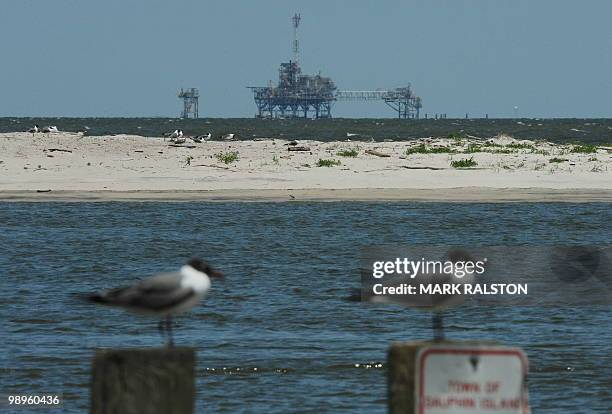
[292, 13, 301, 64]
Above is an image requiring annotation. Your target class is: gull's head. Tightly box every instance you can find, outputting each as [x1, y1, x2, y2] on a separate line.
[187, 258, 223, 279]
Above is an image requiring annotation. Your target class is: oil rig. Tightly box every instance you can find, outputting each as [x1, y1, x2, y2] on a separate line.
[248, 14, 422, 119]
[178, 88, 199, 118]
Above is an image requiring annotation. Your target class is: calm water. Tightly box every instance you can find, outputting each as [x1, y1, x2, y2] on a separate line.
[1, 202, 611, 413]
[2, 117, 612, 144]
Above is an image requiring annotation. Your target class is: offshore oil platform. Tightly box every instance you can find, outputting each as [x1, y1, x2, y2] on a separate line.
[178, 88, 199, 119]
[248, 14, 422, 120]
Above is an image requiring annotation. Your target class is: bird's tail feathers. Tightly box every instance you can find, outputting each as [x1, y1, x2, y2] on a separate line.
[87, 293, 110, 304]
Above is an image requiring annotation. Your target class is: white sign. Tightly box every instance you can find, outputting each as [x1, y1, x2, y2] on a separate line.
[415, 346, 529, 414]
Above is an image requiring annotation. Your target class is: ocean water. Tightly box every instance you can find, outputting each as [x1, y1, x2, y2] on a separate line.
[1, 202, 611, 413]
[2, 117, 612, 144]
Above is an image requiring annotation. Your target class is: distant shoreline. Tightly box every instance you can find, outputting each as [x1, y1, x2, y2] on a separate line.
[3, 188, 612, 202]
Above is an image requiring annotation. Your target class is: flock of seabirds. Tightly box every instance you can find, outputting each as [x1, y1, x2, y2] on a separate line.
[25, 124, 236, 143]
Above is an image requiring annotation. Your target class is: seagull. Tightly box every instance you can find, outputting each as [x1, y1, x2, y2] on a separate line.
[27, 125, 40, 133]
[169, 129, 183, 139]
[42, 126, 59, 133]
[169, 130, 186, 144]
[348, 248, 481, 341]
[191, 133, 211, 143]
[86, 258, 223, 346]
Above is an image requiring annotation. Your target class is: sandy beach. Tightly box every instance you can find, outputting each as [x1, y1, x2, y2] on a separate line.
[1, 132, 611, 201]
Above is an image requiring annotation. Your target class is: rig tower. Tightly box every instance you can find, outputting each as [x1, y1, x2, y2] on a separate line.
[248, 14, 337, 119]
[292, 13, 301, 64]
[248, 14, 423, 119]
[178, 88, 199, 119]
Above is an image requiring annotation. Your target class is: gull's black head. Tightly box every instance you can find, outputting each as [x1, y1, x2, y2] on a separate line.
[187, 258, 223, 279]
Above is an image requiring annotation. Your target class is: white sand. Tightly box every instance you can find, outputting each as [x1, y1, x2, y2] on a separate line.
[1, 132, 611, 201]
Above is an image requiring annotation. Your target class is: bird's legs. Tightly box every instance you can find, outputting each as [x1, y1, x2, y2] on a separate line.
[165, 315, 174, 347]
[158, 319, 166, 344]
[432, 311, 445, 342]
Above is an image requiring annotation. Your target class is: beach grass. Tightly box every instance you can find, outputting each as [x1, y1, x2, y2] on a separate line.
[336, 149, 359, 157]
[451, 157, 478, 168]
[571, 145, 597, 154]
[216, 151, 239, 164]
[465, 144, 514, 154]
[317, 158, 341, 167]
[406, 144, 455, 155]
[506, 142, 536, 150]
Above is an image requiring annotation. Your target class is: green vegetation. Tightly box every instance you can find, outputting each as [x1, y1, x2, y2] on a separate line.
[588, 157, 598, 162]
[465, 144, 513, 154]
[570, 145, 597, 154]
[506, 142, 536, 150]
[447, 132, 464, 140]
[451, 157, 478, 168]
[316, 158, 341, 167]
[215, 151, 239, 164]
[549, 157, 568, 163]
[463, 141, 537, 154]
[336, 148, 359, 157]
[406, 144, 455, 155]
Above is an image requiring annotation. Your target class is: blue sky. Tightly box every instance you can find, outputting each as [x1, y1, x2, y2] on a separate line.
[1, 0, 610, 118]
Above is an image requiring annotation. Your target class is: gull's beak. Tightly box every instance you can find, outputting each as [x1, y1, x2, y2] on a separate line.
[208, 268, 224, 279]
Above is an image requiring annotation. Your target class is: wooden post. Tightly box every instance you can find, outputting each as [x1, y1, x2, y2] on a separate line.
[91, 347, 195, 414]
[388, 341, 426, 414]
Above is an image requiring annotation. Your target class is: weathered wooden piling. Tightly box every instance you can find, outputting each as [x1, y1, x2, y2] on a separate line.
[91, 347, 195, 414]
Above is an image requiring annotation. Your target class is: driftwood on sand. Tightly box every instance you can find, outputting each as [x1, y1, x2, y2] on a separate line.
[288, 146, 311, 152]
[401, 166, 445, 170]
[46, 148, 73, 153]
[192, 164, 230, 170]
[168, 144, 197, 149]
[365, 149, 391, 157]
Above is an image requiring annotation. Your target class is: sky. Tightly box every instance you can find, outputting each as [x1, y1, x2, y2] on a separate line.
[1, 0, 611, 118]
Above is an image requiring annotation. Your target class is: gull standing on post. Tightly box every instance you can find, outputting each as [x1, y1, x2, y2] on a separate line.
[86, 258, 223, 346]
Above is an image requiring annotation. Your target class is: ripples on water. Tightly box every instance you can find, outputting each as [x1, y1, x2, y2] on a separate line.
[0, 202, 611, 413]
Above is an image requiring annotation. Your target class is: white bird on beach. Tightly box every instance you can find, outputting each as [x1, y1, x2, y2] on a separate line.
[169, 130, 186, 144]
[27, 125, 40, 133]
[170, 129, 183, 139]
[222, 133, 236, 141]
[191, 132, 211, 143]
[42, 126, 59, 133]
[86, 258, 223, 346]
